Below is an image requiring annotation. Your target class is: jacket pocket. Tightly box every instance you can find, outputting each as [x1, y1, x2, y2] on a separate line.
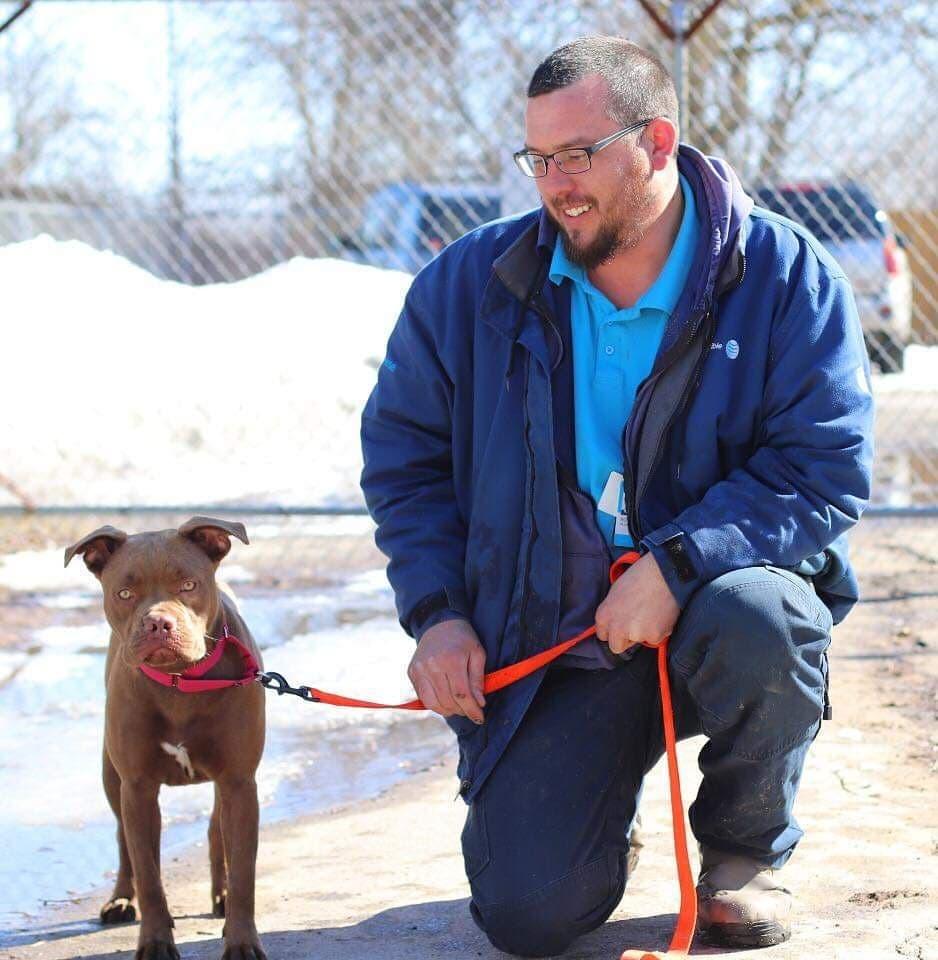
[460, 792, 491, 881]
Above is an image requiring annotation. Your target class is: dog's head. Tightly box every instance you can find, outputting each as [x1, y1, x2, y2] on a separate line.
[64, 517, 249, 670]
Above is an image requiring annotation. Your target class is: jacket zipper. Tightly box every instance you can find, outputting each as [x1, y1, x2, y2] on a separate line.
[517, 295, 564, 653]
[626, 308, 715, 542]
[518, 351, 538, 654]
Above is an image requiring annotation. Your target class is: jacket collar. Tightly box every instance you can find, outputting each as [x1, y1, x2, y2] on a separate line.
[676, 144, 751, 307]
[478, 216, 544, 337]
[494, 218, 545, 304]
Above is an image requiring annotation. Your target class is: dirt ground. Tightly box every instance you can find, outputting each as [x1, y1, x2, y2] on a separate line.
[1, 515, 936, 960]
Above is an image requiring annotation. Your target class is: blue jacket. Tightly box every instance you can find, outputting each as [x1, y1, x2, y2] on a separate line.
[361, 146, 875, 801]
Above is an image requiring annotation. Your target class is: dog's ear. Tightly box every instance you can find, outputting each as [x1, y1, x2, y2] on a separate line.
[178, 517, 249, 564]
[64, 526, 128, 576]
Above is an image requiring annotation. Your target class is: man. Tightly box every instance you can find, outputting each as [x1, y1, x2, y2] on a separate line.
[361, 36, 874, 956]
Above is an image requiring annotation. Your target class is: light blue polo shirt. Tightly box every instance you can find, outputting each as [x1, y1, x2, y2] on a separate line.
[549, 174, 699, 550]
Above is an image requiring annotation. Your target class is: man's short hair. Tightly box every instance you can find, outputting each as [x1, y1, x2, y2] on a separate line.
[528, 36, 679, 130]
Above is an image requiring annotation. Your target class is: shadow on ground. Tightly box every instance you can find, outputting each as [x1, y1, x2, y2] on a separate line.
[6, 898, 742, 959]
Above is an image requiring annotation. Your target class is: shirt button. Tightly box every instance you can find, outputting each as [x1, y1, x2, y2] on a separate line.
[605, 345, 615, 355]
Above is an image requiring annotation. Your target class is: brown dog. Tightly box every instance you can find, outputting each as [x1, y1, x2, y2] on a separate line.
[64, 517, 266, 960]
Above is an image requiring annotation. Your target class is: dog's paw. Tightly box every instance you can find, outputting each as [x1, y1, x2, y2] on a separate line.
[134, 940, 180, 960]
[100, 897, 137, 924]
[212, 893, 226, 918]
[221, 940, 267, 960]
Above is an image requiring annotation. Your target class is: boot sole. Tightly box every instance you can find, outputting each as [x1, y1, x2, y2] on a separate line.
[697, 919, 791, 948]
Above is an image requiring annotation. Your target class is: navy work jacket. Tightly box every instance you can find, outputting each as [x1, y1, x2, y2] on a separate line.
[361, 146, 875, 802]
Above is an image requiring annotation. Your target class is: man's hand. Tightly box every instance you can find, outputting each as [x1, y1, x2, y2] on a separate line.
[595, 551, 680, 654]
[408, 619, 487, 723]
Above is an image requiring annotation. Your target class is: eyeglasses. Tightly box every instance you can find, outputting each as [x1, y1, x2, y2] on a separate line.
[513, 118, 655, 179]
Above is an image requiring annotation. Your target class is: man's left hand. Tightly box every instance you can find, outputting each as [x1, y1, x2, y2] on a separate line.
[595, 551, 680, 654]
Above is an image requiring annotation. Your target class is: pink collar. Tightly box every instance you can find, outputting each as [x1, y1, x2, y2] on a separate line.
[138, 624, 259, 692]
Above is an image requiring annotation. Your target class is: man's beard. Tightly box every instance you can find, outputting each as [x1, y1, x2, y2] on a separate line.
[559, 216, 635, 270]
[551, 188, 649, 270]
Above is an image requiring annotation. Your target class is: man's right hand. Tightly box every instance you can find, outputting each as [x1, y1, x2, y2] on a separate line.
[407, 619, 487, 724]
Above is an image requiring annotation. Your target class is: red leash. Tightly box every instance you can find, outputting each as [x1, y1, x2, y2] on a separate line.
[258, 552, 645, 709]
[278, 618, 601, 709]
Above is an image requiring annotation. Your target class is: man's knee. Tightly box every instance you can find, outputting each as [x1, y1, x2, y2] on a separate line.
[671, 567, 830, 757]
[473, 900, 578, 958]
[675, 566, 830, 672]
[470, 856, 622, 957]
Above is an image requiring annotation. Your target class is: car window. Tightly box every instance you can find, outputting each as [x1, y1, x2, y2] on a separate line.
[418, 195, 501, 250]
[361, 188, 417, 249]
[754, 185, 886, 243]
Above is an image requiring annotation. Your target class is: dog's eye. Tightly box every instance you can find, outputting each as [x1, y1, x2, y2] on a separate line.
[117, 589, 133, 601]
[180, 579, 197, 592]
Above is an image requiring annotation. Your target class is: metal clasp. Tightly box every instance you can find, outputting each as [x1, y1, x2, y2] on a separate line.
[256, 670, 319, 702]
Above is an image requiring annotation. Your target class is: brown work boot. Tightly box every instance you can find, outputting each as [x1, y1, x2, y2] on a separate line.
[696, 846, 792, 947]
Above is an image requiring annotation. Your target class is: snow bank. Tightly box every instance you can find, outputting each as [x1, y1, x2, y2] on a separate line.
[1, 236, 412, 507]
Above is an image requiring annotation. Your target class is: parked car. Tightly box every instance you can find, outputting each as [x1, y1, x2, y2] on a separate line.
[342, 182, 502, 273]
[752, 181, 911, 371]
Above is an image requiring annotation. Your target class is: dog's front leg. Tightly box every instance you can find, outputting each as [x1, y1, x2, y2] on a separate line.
[217, 774, 266, 960]
[100, 748, 137, 923]
[120, 777, 178, 960]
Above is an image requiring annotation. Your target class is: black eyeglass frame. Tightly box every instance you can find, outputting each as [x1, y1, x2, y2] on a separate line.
[513, 117, 656, 179]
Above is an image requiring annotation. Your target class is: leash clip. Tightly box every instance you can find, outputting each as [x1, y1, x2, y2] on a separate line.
[257, 671, 320, 702]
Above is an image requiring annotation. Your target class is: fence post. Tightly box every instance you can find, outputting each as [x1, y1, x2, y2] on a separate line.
[670, 0, 687, 125]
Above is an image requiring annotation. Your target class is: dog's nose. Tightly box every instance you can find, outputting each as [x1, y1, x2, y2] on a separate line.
[144, 613, 177, 637]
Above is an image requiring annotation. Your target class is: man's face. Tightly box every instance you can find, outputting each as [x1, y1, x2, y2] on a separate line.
[524, 75, 656, 269]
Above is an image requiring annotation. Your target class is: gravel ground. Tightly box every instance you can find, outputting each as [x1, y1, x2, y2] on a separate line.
[1, 514, 936, 960]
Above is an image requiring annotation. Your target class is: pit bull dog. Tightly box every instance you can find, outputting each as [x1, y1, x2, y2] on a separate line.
[64, 517, 266, 960]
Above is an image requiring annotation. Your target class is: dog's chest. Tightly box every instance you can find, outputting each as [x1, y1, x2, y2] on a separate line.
[153, 726, 221, 785]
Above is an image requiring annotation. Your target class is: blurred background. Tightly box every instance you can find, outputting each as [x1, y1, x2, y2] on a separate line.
[0, 0, 935, 941]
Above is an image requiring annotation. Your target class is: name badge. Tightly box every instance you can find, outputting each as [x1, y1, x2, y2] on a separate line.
[614, 510, 632, 545]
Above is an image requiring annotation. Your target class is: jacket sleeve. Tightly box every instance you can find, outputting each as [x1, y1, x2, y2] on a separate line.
[641, 268, 875, 608]
[360, 281, 470, 638]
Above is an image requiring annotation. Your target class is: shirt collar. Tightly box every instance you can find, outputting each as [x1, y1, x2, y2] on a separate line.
[547, 174, 698, 316]
[548, 233, 588, 289]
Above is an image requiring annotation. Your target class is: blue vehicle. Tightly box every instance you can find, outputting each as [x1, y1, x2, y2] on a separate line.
[345, 182, 502, 273]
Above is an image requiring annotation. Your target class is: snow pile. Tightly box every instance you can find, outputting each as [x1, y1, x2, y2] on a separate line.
[1, 236, 412, 507]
